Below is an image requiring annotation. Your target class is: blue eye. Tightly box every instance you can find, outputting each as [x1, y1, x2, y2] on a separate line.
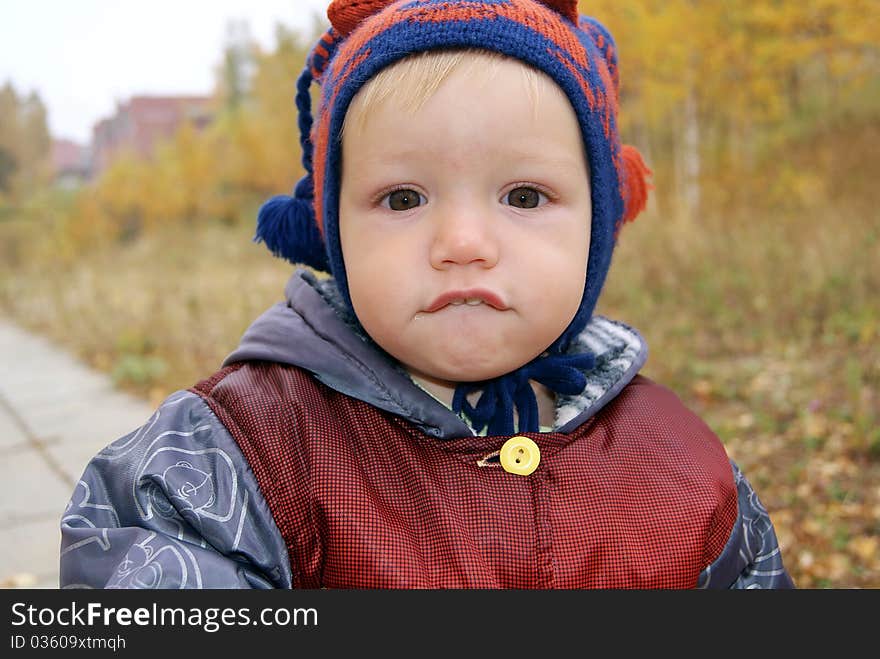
[384, 189, 424, 211]
[505, 186, 547, 209]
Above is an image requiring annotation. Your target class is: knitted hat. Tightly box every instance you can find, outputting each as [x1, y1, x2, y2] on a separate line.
[255, 0, 652, 435]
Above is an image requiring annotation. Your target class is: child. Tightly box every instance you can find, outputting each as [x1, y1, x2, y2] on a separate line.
[60, 0, 794, 589]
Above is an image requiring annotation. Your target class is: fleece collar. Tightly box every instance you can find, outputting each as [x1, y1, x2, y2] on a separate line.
[223, 269, 648, 439]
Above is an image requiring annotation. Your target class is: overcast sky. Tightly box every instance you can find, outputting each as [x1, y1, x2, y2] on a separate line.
[1, 0, 331, 143]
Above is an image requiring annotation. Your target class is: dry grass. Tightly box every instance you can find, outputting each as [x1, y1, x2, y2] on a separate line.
[600, 196, 879, 588]
[1, 219, 294, 407]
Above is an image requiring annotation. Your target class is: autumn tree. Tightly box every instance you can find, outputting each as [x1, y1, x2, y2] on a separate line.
[219, 22, 317, 194]
[582, 0, 880, 219]
[0, 81, 51, 201]
[218, 19, 258, 114]
[66, 17, 319, 242]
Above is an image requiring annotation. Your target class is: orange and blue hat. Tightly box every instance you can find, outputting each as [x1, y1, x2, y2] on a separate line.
[255, 0, 652, 435]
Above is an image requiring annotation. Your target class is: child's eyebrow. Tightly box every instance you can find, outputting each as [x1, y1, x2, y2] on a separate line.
[355, 147, 584, 170]
[507, 151, 587, 170]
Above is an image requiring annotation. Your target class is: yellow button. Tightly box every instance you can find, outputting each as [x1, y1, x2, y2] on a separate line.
[499, 436, 540, 476]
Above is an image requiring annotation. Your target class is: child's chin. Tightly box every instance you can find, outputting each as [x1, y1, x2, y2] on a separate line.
[429, 360, 528, 384]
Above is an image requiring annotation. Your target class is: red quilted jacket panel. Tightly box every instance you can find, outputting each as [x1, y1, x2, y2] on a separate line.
[193, 363, 736, 589]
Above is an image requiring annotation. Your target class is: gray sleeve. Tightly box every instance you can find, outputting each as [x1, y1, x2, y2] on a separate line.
[697, 461, 795, 589]
[60, 391, 292, 589]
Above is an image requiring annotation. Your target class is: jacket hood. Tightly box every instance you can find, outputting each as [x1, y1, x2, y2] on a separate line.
[223, 269, 648, 439]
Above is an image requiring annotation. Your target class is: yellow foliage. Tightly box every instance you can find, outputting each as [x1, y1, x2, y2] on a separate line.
[60, 23, 314, 245]
[584, 0, 879, 130]
[582, 0, 879, 219]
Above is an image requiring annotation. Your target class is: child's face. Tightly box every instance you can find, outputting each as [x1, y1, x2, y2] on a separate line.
[339, 55, 591, 386]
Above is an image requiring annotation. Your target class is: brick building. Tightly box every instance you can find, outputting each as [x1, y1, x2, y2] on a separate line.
[50, 138, 89, 188]
[90, 96, 213, 178]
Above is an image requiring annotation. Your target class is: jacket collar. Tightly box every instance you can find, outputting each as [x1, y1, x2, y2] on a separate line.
[224, 269, 648, 439]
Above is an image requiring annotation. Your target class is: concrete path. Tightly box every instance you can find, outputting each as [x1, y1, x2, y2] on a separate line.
[0, 320, 155, 589]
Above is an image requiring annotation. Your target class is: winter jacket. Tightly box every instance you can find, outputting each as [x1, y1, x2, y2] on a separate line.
[59, 269, 795, 589]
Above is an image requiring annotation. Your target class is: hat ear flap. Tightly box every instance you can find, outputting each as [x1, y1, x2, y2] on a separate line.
[327, 0, 396, 37]
[535, 0, 579, 23]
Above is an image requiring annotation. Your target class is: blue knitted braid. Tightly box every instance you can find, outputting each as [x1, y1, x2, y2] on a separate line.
[252, 32, 340, 272]
[453, 351, 596, 435]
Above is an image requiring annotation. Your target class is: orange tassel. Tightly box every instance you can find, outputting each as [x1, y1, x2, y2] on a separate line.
[620, 144, 653, 224]
[328, 0, 395, 37]
[536, 1, 579, 23]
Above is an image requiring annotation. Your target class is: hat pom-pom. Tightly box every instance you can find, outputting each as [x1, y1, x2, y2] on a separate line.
[620, 144, 653, 224]
[254, 194, 330, 272]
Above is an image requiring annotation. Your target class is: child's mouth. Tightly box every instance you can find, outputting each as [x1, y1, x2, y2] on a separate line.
[424, 289, 508, 313]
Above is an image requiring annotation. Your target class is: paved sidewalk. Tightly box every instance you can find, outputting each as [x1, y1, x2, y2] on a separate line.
[0, 320, 154, 589]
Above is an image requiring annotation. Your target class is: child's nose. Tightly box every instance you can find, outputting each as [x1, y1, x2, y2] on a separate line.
[428, 203, 500, 270]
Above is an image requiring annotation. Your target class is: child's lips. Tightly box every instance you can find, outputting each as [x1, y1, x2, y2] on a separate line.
[424, 288, 509, 313]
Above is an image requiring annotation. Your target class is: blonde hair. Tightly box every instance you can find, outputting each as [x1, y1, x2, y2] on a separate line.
[341, 49, 546, 138]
